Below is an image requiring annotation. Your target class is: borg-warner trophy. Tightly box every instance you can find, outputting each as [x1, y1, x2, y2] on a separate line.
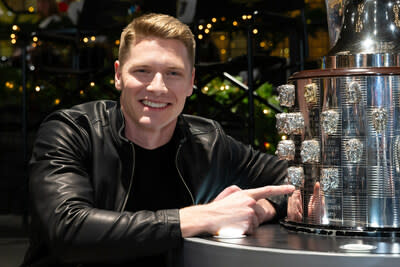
[278, 0, 400, 235]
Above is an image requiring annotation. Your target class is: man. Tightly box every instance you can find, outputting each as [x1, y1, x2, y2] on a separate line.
[22, 13, 293, 266]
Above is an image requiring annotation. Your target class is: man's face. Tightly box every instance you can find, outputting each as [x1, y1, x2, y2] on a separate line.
[115, 37, 194, 133]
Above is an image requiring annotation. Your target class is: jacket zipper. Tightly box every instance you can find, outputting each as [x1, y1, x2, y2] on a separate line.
[175, 142, 195, 205]
[120, 142, 135, 212]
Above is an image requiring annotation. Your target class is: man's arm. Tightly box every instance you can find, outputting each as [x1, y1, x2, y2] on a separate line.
[179, 185, 294, 237]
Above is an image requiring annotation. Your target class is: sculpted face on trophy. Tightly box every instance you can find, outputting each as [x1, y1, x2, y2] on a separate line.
[371, 108, 388, 133]
[276, 140, 296, 161]
[321, 110, 340, 135]
[277, 84, 296, 107]
[276, 113, 305, 135]
[346, 81, 362, 104]
[287, 166, 305, 188]
[304, 83, 318, 104]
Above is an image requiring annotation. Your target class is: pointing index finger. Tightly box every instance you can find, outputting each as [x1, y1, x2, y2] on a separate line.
[246, 185, 295, 200]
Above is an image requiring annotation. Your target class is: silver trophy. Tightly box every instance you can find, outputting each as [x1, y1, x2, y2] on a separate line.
[281, 0, 400, 235]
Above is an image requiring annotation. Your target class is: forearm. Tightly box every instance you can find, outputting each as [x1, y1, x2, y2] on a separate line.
[34, 207, 182, 263]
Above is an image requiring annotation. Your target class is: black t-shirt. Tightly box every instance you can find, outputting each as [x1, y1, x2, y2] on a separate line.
[126, 136, 192, 212]
[124, 134, 192, 266]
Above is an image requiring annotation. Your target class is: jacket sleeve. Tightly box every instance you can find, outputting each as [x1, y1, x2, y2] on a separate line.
[29, 113, 182, 263]
[215, 122, 289, 219]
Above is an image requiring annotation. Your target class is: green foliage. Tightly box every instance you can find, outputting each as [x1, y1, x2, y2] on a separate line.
[197, 76, 280, 154]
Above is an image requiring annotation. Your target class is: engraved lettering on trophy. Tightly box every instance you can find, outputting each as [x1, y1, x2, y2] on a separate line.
[304, 83, 318, 104]
[287, 166, 304, 188]
[346, 81, 362, 104]
[277, 84, 295, 107]
[344, 139, 363, 163]
[276, 140, 295, 161]
[320, 168, 339, 192]
[371, 108, 388, 133]
[321, 110, 340, 135]
[276, 113, 304, 135]
[300, 140, 320, 163]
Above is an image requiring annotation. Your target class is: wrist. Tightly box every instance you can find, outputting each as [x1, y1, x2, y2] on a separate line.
[179, 205, 214, 238]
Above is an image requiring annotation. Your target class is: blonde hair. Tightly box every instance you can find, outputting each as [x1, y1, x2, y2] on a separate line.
[118, 13, 196, 68]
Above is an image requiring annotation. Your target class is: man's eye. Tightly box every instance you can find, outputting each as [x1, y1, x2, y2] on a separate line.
[168, 71, 180, 76]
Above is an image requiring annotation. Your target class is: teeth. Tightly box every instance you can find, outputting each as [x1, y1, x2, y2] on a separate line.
[142, 100, 168, 108]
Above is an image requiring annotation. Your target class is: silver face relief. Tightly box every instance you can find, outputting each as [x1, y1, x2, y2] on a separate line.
[287, 166, 304, 187]
[321, 110, 340, 135]
[276, 140, 295, 161]
[320, 168, 340, 192]
[276, 113, 305, 135]
[277, 84, 295, 107]
[346, 81, 362, 104]
[343, 138, 363, 163]
[371, 108, 388, 133]
[300, 140, 320, 163]
[304, 83, 318, 104]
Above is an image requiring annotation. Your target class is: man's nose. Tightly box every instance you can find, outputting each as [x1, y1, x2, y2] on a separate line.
[147, 73, 167, 95]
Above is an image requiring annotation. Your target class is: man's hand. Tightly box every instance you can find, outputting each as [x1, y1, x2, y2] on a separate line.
[179, 184, 295, 237]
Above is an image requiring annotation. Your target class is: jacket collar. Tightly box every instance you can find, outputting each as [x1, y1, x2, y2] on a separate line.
[111, 101, 188, 147]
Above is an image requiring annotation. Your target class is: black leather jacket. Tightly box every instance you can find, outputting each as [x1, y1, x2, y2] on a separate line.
[23, 100, 287, 266]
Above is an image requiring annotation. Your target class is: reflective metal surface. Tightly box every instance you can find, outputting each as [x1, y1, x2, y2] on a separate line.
[324, 0, 400, 68]
[280, 69, 400, 233]
[279, 0, 400, 235]
[183, 224, 400, 267]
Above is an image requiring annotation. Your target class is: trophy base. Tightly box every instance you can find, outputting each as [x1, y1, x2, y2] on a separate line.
[281, 219, 400, 237]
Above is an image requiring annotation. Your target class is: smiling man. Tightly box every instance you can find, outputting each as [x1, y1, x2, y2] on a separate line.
[22, 13, 293, 267]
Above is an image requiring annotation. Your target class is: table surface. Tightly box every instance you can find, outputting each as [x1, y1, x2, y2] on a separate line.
[182, 224, 400, 267]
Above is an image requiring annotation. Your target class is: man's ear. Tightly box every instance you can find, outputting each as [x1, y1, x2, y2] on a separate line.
[114, 60, 121, 91]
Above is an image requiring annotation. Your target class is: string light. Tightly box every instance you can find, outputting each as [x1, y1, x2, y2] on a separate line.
[204, 29, 210, 34]
[115, 40, 120, 46]
[232, 21, 238, 26]
[219, 35, 226, 41]
[264, 142, 271, 150]
[83, 37, 89, 43]
[11, 39, 17, 44]
[220, 49, 226, 55]
[221, 17, 226, 22]
[211, 17, 217, 23]
[253, 29, 258, 34]
[202, 86, 209, 93]
[109, 79, 115, 84]
[242, 15, 247, 20]
[80, 90, 84, 95]
[91, 36, 96, 41]
[32, 36, 38, 42]
[263, 109, 270, 115]
[198, 34, 203, 40]
[206, 23, 212, 29]
[54, 99, 60, 105]
[281, 135, 287, 140]
[10, 33, 16, 39]
[198, 25, 204, 30]
[28, 6, 34, 13]
[247, 15, 252, 20]
[90, 82, 95, 87]
[35, 86, 41, 92]
[12, 25, 19, 31]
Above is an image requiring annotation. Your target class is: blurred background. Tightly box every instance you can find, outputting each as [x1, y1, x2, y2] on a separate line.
[0, 0, 330, 265]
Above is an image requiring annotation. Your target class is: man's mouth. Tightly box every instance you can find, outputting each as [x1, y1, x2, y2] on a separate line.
[141, 100, 169, 108]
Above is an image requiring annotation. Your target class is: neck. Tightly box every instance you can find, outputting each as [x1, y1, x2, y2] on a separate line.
[124, 119, 177, 150]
